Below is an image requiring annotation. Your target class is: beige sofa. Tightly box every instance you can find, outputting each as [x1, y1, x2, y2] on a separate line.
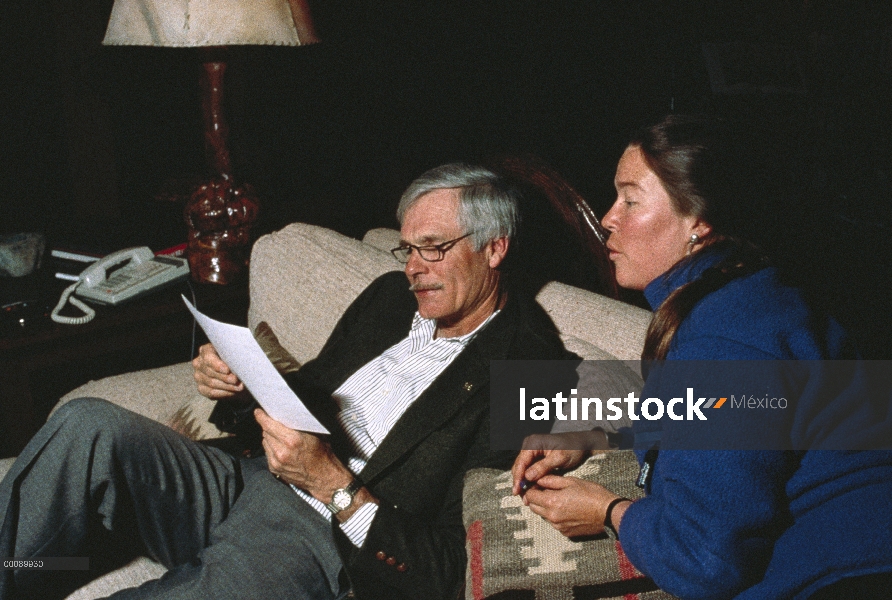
[0, 223, 651, 599]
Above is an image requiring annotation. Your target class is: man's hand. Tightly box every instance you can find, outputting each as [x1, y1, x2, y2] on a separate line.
[522, 475, 628, 538]
[255, 409, 377, 521]
[511, 430, 610, 495]
[192, 343, 247, 401]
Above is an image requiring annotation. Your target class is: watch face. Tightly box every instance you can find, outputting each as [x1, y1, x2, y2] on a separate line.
[332, 489, 353, 511]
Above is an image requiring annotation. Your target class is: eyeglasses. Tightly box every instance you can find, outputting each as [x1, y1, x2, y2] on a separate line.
[390, 232, 475, 263]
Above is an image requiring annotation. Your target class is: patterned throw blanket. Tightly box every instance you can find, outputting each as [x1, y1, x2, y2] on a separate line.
[463, 451, 677, 600]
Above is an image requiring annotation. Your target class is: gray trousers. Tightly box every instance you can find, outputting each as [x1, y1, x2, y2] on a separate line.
[0, 398, 347, 600]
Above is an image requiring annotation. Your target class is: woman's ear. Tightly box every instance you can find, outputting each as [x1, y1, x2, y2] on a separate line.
[691, 219, 712, 240]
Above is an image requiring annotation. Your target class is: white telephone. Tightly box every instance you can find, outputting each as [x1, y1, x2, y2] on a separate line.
[51, 246, 190, 324]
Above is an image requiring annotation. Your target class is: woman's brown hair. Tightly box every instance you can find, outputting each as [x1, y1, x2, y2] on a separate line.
[634, 115, 769, 360]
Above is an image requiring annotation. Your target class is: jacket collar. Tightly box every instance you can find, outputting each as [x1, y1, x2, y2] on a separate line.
[643, 244, 729, 310]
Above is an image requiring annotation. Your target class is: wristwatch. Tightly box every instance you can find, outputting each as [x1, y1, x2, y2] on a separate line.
[327, 478, 363, 515]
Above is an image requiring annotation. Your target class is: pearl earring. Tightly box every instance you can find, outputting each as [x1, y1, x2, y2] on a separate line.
[686, 233, 700, 256]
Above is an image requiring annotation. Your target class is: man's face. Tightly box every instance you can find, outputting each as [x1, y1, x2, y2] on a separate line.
[400, 188, 507, 337]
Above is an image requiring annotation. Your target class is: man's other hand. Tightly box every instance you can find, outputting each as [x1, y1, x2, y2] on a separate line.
[193, 343, 247, 400]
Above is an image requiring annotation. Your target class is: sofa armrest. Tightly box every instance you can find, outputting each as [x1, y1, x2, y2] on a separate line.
[55, 362, 225, 441]
[536, 282, 650, 362]
[462, 453, 675, 600]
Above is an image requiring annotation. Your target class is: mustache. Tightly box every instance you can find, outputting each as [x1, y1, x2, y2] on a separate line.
[409, 282, 445, 292]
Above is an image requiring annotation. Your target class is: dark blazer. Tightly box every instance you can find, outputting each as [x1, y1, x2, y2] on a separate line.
[282, 271, 574, 600]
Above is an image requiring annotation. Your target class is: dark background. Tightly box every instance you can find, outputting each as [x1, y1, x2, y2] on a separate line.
[1, 0, 890, 354]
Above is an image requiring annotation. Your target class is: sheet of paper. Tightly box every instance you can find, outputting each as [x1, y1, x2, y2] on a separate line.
[182, 295, 328, 434]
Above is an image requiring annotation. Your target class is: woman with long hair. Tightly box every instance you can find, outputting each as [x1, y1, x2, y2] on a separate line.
[512, 114, 892, 599]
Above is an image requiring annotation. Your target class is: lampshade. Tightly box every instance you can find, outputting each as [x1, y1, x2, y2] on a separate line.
[102, 0, 318, 47]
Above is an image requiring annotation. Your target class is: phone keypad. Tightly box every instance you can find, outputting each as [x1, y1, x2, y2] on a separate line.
[104, 261, 167, 292]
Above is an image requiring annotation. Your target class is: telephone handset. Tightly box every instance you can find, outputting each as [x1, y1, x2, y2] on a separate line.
[51, 246, 190, 324]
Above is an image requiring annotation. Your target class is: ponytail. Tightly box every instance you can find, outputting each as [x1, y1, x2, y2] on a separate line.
[642, 241, 769, 360]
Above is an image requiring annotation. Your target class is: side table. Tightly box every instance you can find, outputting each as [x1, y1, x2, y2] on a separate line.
[0, 279, 249, 458]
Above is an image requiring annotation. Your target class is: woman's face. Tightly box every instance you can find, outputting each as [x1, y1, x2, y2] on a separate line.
[602, 145, 709, 291]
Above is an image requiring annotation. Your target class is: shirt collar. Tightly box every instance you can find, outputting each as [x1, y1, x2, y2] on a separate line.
[411, 309, 501, 346]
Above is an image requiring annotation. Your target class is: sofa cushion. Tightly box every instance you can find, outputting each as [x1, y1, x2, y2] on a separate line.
[253, 321, 302, 374]
[0, 457, 12, 482]
[248, 223, 401, 366]
[463, 452, 676, 600]
[63, 558, 167, 600]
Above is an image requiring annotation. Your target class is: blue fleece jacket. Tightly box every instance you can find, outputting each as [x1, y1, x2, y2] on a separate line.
[617, 248, 892, 600]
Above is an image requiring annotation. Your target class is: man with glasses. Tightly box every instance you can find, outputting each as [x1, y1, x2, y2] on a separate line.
[1, 163, 573, 600]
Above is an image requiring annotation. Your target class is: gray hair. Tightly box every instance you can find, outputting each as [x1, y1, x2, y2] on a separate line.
[396, 163, 519, 251]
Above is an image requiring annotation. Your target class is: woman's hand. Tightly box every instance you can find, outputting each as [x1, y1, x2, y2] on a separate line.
[522, 475, 630, 538]
[192, 343, 248, 401]
[511, 430, 610, 495]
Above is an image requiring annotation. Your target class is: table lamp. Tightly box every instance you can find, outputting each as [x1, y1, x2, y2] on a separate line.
[103, 0, 319, 284]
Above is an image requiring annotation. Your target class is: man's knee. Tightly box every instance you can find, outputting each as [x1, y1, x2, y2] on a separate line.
[46, 397, 151, 448]
[52, 396, 117, 422]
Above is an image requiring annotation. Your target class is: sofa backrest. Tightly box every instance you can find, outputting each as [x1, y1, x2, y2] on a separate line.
[248, 223, 651, 367]
[248, 224, 401, 365]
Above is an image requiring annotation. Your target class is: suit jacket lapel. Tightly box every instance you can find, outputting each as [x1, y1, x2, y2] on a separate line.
[359, 303, 518, 483]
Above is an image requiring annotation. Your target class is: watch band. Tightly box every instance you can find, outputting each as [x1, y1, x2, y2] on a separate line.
[326, 478, 363, 514]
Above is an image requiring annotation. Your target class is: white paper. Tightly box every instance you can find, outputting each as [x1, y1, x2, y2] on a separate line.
[182, 295, 328, 434]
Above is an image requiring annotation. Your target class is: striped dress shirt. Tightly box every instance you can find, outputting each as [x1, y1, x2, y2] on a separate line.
[291, 309, 499, 546]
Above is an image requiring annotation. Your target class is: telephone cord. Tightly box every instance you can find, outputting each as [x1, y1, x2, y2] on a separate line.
[50, 282, 96, 325]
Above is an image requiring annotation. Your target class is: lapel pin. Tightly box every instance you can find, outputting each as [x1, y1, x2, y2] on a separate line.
[463, 382, 473, 392]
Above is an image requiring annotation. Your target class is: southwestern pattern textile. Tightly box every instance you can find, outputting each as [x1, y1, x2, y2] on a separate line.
[463, 451, 676, 600]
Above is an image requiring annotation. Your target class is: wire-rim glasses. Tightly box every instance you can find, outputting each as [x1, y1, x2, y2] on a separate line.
[390, 232, 475, 263]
